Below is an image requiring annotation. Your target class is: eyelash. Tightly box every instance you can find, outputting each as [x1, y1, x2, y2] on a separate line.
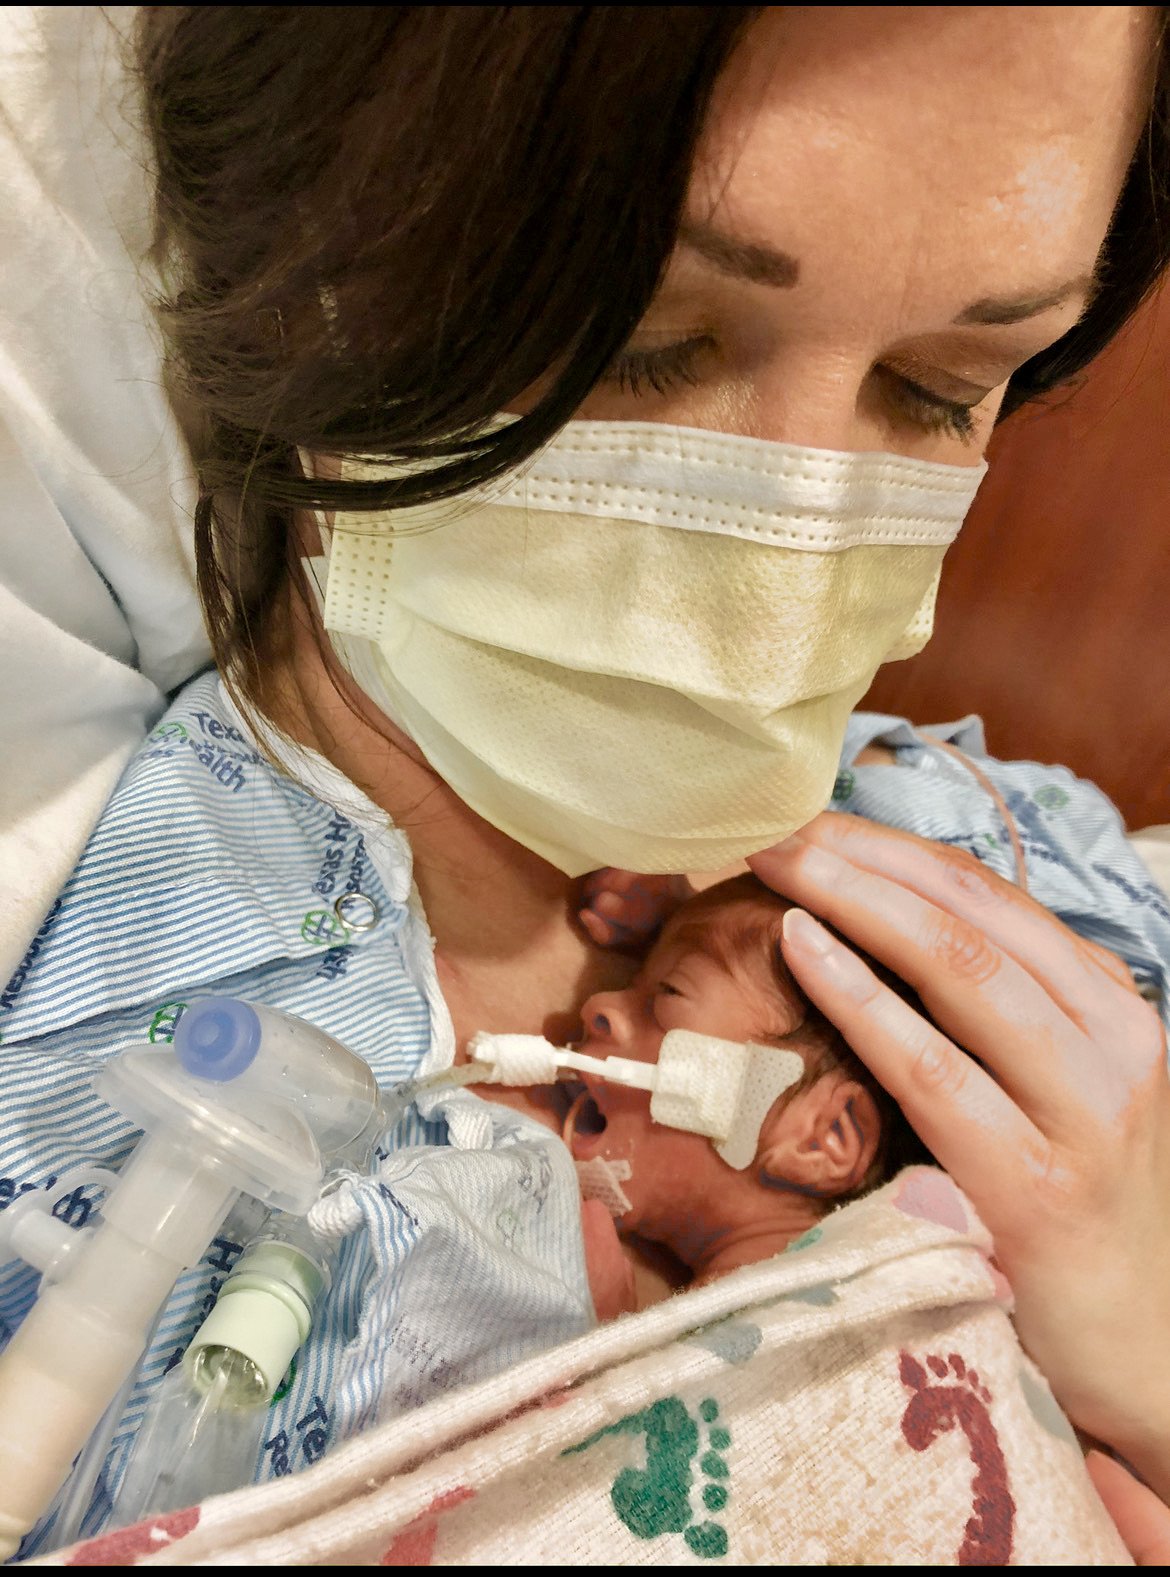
[603, 340, 980, 442]
[605, 337, 712, 398]
[892, 373, 978, 442]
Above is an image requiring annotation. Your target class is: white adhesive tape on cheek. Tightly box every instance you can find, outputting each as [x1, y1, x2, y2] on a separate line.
[650, 1031, 750, 1140]
[715, 1045, 805, 1170]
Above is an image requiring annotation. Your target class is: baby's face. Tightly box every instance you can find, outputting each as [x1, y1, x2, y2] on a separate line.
[567, 912, 804, 1216]
[574, 925, 797, 1065]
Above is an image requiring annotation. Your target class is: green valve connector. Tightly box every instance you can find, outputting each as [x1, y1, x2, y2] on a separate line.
[185, 1235, 331, 1406]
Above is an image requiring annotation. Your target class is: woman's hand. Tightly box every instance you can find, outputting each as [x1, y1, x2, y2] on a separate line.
[749, 812, 1170, 1498]
[1086, 1452, 1170, 1565]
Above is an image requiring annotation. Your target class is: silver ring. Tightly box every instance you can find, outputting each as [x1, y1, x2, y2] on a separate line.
[333, 890, 379, 932]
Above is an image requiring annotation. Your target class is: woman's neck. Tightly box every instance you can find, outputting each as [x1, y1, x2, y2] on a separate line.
[257, 574, 635, 1056]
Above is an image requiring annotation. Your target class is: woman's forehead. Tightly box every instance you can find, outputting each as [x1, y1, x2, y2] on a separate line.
[685, 7, 1154, 336]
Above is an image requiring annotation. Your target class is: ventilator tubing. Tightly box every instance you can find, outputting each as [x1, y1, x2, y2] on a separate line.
[0, 998, 388, 1560]
[0, 1137, 238, 1560]
[463, 1028, 807, 1166]
[467, 1028, 804, 1167]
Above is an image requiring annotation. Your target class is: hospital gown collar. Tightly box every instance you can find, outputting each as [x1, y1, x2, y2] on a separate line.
[0, 674, 401, 1047]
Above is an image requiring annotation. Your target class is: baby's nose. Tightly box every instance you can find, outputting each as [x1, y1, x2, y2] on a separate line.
[579, 990, 632, 1047]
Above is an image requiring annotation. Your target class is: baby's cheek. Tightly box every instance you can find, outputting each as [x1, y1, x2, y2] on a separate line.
[598, 1092, 656, 1144]
[600, 1104, 702, 1180]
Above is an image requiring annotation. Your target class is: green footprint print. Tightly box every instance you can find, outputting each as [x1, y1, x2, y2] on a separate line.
[563, 1395, 731, 1558]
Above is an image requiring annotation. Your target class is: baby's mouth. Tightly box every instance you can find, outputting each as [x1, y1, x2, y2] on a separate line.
[562, 1080, 608, 1156]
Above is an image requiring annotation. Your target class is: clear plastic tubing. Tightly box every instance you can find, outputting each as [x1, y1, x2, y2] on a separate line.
[0, 997, 385, 1561]
[0, 1137, 238, 1561]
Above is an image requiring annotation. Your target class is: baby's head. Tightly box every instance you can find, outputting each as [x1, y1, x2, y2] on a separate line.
[568, 873, 916, 1280]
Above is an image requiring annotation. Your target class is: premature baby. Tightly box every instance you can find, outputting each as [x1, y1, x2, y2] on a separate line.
[481, 873, 920, 1321]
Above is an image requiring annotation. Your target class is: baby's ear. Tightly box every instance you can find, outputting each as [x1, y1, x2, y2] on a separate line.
[755, 1075, 881, 1198]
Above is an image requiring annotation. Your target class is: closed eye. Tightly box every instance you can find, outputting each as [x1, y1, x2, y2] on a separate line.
[602, 337, 984, 442]
[603, 336, 712, 398]
[879, 367, 980, 442]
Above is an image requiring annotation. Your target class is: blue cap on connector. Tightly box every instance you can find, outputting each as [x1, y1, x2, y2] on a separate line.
[175, 998, 262, 1082]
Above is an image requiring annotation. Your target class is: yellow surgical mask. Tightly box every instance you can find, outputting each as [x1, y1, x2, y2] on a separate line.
[319, 421, 985, 875]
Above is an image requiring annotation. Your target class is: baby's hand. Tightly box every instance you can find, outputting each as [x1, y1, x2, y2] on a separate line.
[581, 1199, 637, 1321]
[578, 869, 690, 949]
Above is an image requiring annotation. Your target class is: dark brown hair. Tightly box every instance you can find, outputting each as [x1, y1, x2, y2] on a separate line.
[137, 6, 757, 702]
[136, 7, 1170, 704]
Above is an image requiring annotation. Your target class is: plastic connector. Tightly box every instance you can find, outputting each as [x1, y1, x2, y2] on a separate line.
[176, 998, 261, 1082]
[0, 1167, 115, 1282]
[186, 1230, 330, 1405]
[467, 1032, 560, 1085]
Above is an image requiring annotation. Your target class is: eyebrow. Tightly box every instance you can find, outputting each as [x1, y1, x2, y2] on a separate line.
[679, 222, 800, 288]
[951, 275, 1098, 326]
[679, 222, 1097, 326]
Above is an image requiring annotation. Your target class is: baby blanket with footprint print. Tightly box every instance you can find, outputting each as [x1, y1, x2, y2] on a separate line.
[37, 1167, 1129, 1567]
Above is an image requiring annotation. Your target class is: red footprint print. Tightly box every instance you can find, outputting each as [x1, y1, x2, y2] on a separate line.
[380, 1486, 476, 1566]
[898, 1351, 1016, 1566]
[66, 1506, 200, 1566]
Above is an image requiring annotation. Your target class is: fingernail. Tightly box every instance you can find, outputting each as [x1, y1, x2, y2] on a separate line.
[768, 831, 808, 855]
[792, 842, 848, 885]
[782, 910, 876, 1003]
[782, 908, 833, 955]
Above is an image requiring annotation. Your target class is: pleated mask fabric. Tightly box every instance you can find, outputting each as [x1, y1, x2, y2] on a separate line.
[321, 422, 985, 874]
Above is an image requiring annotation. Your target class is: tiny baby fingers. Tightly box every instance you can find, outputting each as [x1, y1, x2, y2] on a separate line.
[579, 870, 689, 947]
[578, 905, 624, 947]
[780, 908, 1042, 1196]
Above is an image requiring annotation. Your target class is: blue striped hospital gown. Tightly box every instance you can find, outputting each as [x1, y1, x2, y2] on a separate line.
[834, 712, 1170, 1032]
[3, 678, 1167, 1556]
[0, 671, 593, 1555]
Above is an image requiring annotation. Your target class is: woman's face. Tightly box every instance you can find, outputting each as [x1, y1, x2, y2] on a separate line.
[577, 6, 1154, 464]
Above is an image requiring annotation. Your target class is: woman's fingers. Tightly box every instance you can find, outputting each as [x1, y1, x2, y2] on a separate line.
[756, 816, 1170, 1478]
[761, 847, 1113, 1137]
[779, 907, 1046, 1216]
[752, 813, 1142, 1044]
[1085, 1452, 1170, 1566]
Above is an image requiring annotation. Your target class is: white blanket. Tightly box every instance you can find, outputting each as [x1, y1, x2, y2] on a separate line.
[29, 1169, 1128, 1567]
[0, 7, 206, 985]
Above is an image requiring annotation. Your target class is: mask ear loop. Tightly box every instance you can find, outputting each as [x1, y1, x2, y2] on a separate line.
[929, 739, 1028, 892]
